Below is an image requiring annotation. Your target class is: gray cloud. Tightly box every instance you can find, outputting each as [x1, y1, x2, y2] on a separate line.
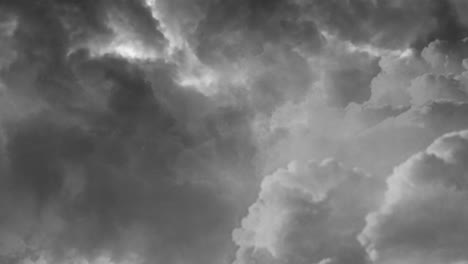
[192, 0, 324, 64]
[0, 2, 258, 263]
[232, 159, 383, 264]
[0, 53, 258, 264]
[3, 1, 468, 264]
[318, 44, 381, 107]
[359, 130, 468, 264]
[307, 0, 468, 49]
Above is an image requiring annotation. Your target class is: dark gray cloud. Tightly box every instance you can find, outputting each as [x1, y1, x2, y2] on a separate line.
[192, 0, 324, 64]
[319, 46, 381, 107]
[305, 0, 468, 49]
[160, 0, 468, 62]
[0, 51, 258, 264]
[172, 0, 468, 65]
[0, 2, 259, 263]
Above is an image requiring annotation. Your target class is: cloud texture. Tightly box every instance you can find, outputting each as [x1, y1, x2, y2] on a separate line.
[1, 0, 468, 264]
[232, 159, 382, 264]
[360, 130, 468, 264]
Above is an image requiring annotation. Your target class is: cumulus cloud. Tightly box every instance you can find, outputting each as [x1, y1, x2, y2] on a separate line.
[340, 100, 468, 176]
[359, 130, 468, 264]
[368, 39, 468, 107]
[232, 159, 383, 264]
[265, 34, 468, 176]
[409, 73, 468, 105]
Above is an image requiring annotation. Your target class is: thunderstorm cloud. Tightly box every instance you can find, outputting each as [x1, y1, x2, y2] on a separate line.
[1, 1, 468, 264]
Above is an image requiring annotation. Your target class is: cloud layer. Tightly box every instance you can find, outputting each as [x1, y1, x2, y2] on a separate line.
[1, 0, 468, 264]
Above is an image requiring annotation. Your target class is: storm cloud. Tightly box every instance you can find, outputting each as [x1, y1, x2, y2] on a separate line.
[2, 0, 468, 264]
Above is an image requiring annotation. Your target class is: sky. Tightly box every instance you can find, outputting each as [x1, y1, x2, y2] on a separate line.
[1, 0, 468, 264]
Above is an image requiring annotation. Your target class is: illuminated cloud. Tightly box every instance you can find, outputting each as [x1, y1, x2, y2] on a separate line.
[359, 130, 468, 264]
[232, 159, 383, 264]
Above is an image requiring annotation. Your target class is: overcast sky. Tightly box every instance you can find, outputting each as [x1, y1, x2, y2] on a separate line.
[2, 1, 468, 264]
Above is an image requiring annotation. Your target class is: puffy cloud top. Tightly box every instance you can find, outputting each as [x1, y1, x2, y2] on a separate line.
[233, 159, 383, 264]
[360, 130, 468, 264]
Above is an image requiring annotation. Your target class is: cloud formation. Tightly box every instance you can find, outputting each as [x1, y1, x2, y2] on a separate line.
[360, 130, 468, 264]
[232, 159, 383, 264]
[0, 53, 257, 264]
[0, 2, 257, 263]
[2, 0, 468, 264]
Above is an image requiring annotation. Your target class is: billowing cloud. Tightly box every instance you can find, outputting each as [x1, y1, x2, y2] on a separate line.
[0, 2, 258, 263]
[409, 73, 468, 105]
[359, 130, 468, 264]
[308, 0, 468, 49]
[2, 0, 468, 264]
[0, 53, 258, 264]
[232, 159, 383, 264]
[191, 0, 324, 64]
[368, 39, 468, 107]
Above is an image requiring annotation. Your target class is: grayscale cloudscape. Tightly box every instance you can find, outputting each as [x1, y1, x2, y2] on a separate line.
[1, 1, 468, 264]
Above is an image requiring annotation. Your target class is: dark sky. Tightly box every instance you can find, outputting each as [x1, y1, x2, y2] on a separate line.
[1, 1, 468, 264]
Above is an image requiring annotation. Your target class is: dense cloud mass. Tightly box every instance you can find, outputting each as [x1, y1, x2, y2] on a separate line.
[232, 159, 383, 264]
[2, 0, 468, 264]
[360, 130, 468, 264]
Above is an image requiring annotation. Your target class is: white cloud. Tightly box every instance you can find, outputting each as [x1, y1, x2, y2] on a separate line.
[233, 159, 382, 264]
